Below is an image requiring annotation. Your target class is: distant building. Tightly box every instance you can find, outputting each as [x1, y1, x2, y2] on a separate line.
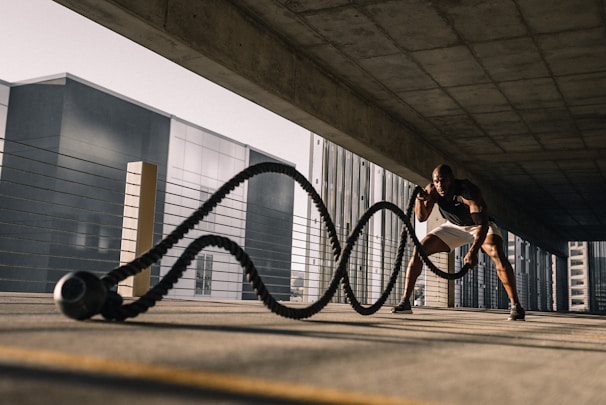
[588, 242, 606, 313]
[569, 241, 606, 313]
[307, 135, 416, 305]
[307, 135, 568, 311]
[0, 74, 294, 300]
[455, 222, 561, 311]
[569, 241, 589, 311]
[454, 240, 510, 309]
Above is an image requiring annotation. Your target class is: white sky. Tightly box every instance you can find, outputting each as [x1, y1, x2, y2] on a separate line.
[0, 0, 311, 175]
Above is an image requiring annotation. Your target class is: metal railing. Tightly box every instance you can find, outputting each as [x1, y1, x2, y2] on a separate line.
[0, 137, 413, 307]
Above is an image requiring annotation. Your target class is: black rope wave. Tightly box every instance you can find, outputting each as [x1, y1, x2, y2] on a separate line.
[54, 162, 471, 321]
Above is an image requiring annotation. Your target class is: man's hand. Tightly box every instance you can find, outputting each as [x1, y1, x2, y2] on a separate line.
[464, 250, 479, 269]
[414, 183, 436, 222]
[417, 189, 428, 201]
[417, 183, 435, 201]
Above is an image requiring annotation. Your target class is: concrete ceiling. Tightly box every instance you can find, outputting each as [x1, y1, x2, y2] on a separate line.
[53, 0, 606, 256]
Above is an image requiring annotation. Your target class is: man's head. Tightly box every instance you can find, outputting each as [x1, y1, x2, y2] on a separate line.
[432, 164, 455, 197]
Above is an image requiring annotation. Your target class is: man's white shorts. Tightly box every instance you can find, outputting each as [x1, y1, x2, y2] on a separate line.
[430, 220, 502, 252]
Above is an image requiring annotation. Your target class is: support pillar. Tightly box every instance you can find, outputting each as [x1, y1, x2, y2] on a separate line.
[423, 208, 451, 307]
[118, 161, 158, 297]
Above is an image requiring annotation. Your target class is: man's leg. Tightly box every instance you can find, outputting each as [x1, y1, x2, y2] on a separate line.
[482, 234, 525, 320]
[481, 234, 520, 304]
[392, 234, 449, 313]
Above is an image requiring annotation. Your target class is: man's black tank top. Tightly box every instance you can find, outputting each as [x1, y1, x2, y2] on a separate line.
[436, 179, 475, 226]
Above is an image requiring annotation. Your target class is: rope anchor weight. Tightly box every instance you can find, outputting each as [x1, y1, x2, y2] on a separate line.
[53, 162, 471, 322]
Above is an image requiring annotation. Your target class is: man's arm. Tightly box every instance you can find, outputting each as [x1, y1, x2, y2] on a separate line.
[462, 181, 489, 268]
[414, 183, 436, 222]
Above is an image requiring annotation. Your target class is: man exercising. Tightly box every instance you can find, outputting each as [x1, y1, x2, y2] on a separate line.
[392, 164, 525, 321]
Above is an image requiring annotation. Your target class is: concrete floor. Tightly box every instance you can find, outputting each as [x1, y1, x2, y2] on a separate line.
[1, 293, 605, 405]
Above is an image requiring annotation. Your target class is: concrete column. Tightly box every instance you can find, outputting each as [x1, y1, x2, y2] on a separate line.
[118, 162, 158, 297]
[447, 251, 455, 307]
[423, 208, 450, 307]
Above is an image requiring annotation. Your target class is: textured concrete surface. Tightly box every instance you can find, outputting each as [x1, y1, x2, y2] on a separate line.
[1, 293, 605, 405]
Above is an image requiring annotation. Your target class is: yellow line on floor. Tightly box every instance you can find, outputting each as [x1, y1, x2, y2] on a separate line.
[0, 345, 443, 405]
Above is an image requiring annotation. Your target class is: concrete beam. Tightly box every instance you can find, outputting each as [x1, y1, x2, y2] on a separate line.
[52, 0, 442, 184]
[51, 0, 567, 257]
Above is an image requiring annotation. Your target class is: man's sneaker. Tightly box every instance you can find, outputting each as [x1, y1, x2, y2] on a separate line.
[391, 298, 413, 314]
[508, 303, 525, 321]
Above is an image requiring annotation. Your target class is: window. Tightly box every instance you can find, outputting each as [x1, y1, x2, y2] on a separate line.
[195, 254, 213, 296]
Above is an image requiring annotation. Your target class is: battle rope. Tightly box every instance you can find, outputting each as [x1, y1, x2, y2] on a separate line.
[53, 162, 471, 321]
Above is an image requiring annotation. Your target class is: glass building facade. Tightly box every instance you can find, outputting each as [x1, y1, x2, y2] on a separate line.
[0, 74, 294, 300]
[306, 135, 416, 305]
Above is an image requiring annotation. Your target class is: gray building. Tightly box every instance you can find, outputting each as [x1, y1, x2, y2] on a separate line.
[309, 135, 567, 311]
[454, 240, 510, 310]
[569, 241, 606, 314]
[0, 74, 294, 301]
[455, 233, 560, 311]
[307, 135, 416, 305]
[588, 242, 606, 313]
